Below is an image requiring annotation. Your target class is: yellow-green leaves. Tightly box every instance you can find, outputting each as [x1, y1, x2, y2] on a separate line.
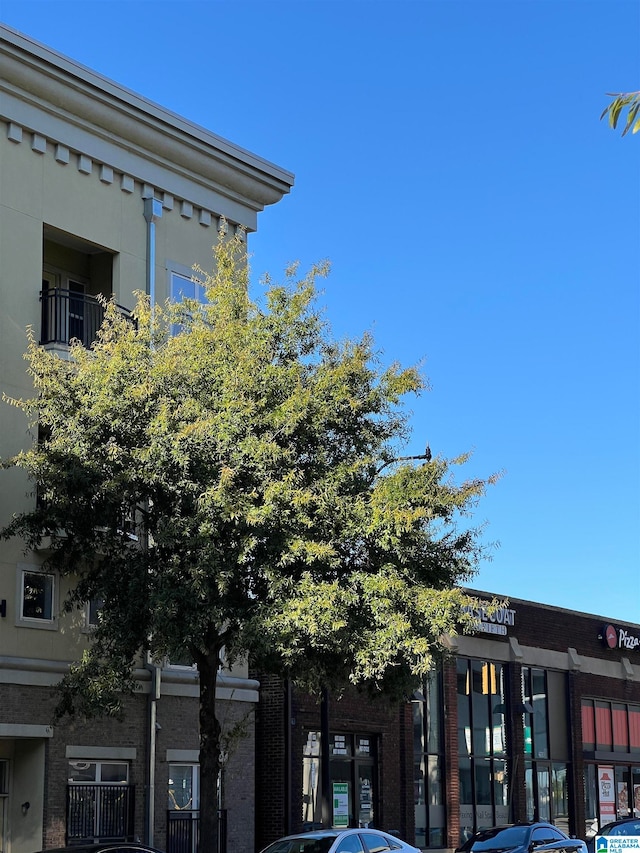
[3, 225, 495, 714]
[601, 91, 640, 136]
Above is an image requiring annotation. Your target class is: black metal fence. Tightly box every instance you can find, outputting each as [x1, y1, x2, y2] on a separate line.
[167, 809, 227, 853]
[66, 784, 135, 844]
[40, 288, 133, 348]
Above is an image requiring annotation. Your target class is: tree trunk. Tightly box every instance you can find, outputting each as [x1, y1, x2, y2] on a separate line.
[199, 651, 222, 853]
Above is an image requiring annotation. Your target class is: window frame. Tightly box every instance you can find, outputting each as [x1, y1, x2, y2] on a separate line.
[16, 565, 57, 629]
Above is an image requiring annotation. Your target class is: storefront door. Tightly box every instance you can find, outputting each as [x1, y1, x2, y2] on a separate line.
[356, 762, 374, 828]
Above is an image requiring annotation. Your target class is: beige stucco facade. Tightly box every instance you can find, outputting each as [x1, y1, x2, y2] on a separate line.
[0, 24, 293, 853]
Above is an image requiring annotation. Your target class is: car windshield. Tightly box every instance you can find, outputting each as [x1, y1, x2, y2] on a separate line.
[605, 823, 640, 837]
[263, 836, 339, 853]
[467, 827, 530, 852]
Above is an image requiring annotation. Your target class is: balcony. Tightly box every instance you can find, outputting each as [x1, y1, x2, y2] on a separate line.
[167, 809, 227, 853]
[40, 288, 134, 350]
[66, 783, 135, 844]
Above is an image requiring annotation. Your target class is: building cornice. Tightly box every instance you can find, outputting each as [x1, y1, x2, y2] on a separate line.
[0, 25, 294, 228]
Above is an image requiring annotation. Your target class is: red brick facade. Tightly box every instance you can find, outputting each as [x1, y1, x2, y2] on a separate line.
[255, 595, 640, 852]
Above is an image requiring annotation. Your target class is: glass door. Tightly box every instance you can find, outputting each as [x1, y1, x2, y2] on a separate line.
[356, 762, 374, 828]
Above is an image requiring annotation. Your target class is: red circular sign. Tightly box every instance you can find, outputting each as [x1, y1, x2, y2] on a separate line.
[603, 624, 618, 649]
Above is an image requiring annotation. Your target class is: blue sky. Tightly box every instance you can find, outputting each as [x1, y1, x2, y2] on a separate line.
[2, 0, 639, 623]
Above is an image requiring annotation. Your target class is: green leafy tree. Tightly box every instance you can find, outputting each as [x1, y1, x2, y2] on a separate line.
[601, 91, 640, 135]
[2, 231, 495, 853]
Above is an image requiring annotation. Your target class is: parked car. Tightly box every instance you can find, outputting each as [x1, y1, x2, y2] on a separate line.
[587, 817, 640, 852]
[596, 818, 640, 838]
[455, 823, 588, 853]
[260, 828, 421, 853]
[33, 845, 164, 853]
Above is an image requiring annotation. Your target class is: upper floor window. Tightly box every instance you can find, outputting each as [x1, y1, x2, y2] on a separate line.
[20, 569, 55, 623]
[170, 272, 207, 305]
[86, 597, 104, 629]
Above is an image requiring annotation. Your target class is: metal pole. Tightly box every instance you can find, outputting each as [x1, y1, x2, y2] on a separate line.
[143, 197, 163, 329]
[142, 197, 162, 846]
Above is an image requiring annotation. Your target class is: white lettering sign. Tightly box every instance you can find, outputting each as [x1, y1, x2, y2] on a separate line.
[463, 605, 516, 633]
[618, 629, 640, 651]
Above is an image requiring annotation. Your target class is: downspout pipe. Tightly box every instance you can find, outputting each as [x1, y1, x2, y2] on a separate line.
[143, 197, 163, 327]
[145, 659, 162, 846]
[143, 197, 162, 846]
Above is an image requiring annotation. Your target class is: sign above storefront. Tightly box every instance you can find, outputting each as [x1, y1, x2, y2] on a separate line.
[463, 604, 516, 636]
[600, 623, 640, 652]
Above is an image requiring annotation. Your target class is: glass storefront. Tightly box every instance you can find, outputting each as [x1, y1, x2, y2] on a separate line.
[457, 658, 510, 843]
[582, 700, 640, 833]
[413, 671, 445, 848]
[521, 668, 568, 829]
[302, 732, 376, 829]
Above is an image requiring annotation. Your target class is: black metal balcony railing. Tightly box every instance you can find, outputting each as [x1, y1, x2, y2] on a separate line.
[167, 810, 227, 853]
[66, 784, 135, 844]
[40, 288, 134, 349]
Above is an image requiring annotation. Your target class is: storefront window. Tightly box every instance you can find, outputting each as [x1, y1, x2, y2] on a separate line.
[414, 671, 445, 848]
[458, 659, 471, 758]
[632, 767, 640, 817]
[532, 670, 549, 760]
[459, 757, 474, 844]
[584, 762, 640, 831]
[472, 662, 491, 756]
[537, 766, 550, 821]
[552, 764, 569, 827]
[615, 766, 630, 818]
[525, 760, 534, 821]
[456, 659, 509, 843]
[303, 731, 321, 829]
[304, 732, 376, 830]
[584, 764, 598, 837]
[493, 760, 509, 825]
[522, 668, 549, 760]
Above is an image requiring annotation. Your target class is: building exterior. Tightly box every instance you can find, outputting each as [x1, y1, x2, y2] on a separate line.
[0, 24, 293, 853]
[255, 593, 640, 851]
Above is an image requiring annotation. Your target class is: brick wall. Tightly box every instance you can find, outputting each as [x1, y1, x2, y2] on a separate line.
[1, 680, 256, 853]
[255, 677, 413, 851]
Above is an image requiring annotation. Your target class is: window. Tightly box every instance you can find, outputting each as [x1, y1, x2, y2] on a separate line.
[86, 598, 104, 629]
[336, 836, 365, 853]
[67, 760, 132, 842]
[168, 765, 200, 853]
[361, 833, 392, 853]
[456, 658, 510, 841]
[20, 569, 55, 624]
[169, 271, 208, 336]
[582, 701, 640, 754]
[302, 732, 377, 830]
[414, 670, 446, 847]
[168, 764, 200, 811]
[170, 272, 206, 304]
